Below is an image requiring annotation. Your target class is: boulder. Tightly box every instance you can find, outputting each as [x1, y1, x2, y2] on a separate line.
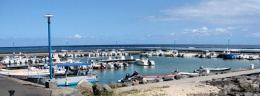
[236, 77, 247, 84]
[139, 78, 148, 84]
[244, 92, 254, 96]
[103, 84, 113, 93]
[122, 82, 131, 87]
[75, 79, 93, 96]
[253, 79, 260, 85]
[218, 89, 227, 96]
[51, 87, 82, 96]
[240, 82, 256, 92]
[250, 84, 259, 92]
[132, 79, 139, 86]
[93, 83, 104, 95]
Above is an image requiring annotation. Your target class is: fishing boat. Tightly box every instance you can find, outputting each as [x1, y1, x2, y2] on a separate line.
[196, 66, 231, 73]
[135, 54, 155, 66]
[53, 63, 98, 86]
[118, 73, 175, 83]
[172, 70, 199, 77]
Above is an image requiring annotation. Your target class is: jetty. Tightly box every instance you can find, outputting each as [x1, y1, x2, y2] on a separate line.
[0, 75, 50, 96]
[115, 68, 260, 93]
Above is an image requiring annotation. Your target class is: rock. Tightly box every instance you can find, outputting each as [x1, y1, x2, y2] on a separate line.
[231, 85, 240, 92]
[174, 75, 182, 80]
[139, 78, 148, 84]
[51, 87, 82, 96]
[132, 79, 139, 86]
[253, 79, 260, 85]
[240, 82, 251, 91]
[75, 79, 93, 96]
[218, 89, 227, 96]
[244, 92, 254, 96]
[162, 76, 173, 81]
[251, 84, 259, 92]
[122, 82, 131, 87]
[103, 84, 113, 93]
[236, 77, 247, 84]
[117, 83, 123, 87]
[209, 92, 218, 96]
[93, 83, 104, 95]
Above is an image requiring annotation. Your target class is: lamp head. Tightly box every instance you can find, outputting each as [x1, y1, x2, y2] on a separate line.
[44, 14, 53, 18]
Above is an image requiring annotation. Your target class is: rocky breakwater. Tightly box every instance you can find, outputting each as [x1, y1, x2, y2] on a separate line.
[205, 73, 260, 96]
[50, 79, 113, 96]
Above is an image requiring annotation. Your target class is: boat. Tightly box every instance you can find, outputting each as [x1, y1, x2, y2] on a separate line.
[54, 63, 98, 86]
[135, 54, 155, 66]
[220, 49, 240, 59]
[196, 66, 231, 73]
[118, 73, 175, 83]
[31, 63, 98, 86]
[172, 70, 199, 77]
[247, 55, 259, 60]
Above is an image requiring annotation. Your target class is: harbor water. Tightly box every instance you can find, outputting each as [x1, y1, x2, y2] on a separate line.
[72, 55, 260, 84]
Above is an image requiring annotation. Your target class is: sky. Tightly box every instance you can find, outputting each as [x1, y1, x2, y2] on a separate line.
[1, 0, 260, 47]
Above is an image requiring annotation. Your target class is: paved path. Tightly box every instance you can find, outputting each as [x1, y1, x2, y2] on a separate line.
[116, 68, 260, 93]
[0, 75, 51, 96]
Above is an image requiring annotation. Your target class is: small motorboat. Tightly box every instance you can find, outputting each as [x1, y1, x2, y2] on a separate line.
[135, 54, 155, 66]
[196, 66, 231, 73]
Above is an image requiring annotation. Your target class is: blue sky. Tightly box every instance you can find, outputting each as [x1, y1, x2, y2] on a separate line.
[1, 0, 260, 47]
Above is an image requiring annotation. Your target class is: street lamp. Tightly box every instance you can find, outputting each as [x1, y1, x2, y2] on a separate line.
[12, 41, 15, 54]
[66, 40, 68, 50]
[44, 14, 53, 79]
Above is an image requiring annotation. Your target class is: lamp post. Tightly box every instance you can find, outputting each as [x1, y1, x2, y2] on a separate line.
[174, 39, 176, 50]
[12, 41, 15, 54]
[44, 14, 53, 79]
[66, 40, 68, 50]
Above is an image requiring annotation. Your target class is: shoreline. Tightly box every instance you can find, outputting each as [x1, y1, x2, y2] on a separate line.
[115, 68, 260, 94]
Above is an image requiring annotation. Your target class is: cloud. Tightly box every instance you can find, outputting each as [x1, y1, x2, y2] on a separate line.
[142, 0, 260, 24]
[182, 26, 233, 36]
[251, 32, 260, 38]
[74, 34, 82, 39]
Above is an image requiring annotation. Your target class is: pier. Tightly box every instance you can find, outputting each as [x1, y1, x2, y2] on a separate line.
[0, 75, 50, 96]
[115, 68, 260, 93]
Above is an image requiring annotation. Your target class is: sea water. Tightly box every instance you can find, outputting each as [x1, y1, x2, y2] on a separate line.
[72, 55, 260, 84]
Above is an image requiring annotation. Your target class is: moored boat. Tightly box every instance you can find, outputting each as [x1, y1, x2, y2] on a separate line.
[135, 54, 155, 66]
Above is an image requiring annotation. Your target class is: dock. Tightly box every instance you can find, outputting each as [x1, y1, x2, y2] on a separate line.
[99, 59, 136, 63]
[115, 68, 260, 93]
[0, 75, 51, 96]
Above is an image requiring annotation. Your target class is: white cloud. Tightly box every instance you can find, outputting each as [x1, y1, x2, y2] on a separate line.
[182, 26, 233, 36]
[251, 32, 260, 38]
[143, 0, 260, 24]
[74, 34, 82, 39]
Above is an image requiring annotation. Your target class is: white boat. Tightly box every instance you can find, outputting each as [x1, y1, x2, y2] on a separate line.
[135, 54, 155, 66]
[172, 70, 199, 77]
[247, 55, 259, 60]
[54, 63, 98, 86]
[196, 66, 231, 73]
[105, 62, 114, 69]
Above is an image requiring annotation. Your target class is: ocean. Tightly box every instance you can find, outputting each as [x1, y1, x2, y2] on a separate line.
[1, 44, 260, 53]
